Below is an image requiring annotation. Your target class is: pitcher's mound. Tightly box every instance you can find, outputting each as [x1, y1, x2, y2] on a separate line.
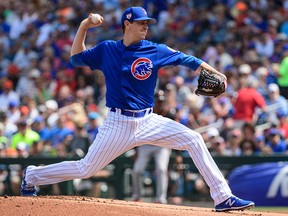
[0, 196, 284, 216]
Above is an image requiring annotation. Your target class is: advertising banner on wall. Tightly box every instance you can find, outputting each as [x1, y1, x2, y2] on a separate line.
[228, 162, 288, 206]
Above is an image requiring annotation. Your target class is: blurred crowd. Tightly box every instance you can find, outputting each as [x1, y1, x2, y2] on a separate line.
[0, 0, 288, 198]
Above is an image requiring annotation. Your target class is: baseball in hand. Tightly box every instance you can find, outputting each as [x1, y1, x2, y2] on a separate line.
[91, 14, 101, 24]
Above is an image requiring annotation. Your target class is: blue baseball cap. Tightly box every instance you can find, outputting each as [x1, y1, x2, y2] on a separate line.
[121, 7, 156, 25]
[8, 100, 18, 108]
[268, 128, 280, 136]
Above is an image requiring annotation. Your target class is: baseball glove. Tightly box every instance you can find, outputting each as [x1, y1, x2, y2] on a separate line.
[195, 68, 227, 97]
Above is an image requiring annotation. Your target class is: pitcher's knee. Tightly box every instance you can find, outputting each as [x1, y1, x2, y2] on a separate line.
[76, 161, 99, 179]
[184, 131, 205, 150]
[193, 131, 204, 141]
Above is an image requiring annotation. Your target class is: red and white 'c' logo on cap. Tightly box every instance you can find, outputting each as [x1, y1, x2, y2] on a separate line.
[126, 13, 132, 20]
[142, 8, 147, 15]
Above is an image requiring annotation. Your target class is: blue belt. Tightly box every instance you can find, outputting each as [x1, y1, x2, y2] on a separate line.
[110, 107, 152, 118]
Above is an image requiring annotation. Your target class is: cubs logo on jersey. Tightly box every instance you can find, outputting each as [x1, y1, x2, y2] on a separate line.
[131, 57, 153, 80]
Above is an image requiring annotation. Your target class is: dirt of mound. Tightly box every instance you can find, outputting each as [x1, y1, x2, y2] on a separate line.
[0, 196, 286, 216]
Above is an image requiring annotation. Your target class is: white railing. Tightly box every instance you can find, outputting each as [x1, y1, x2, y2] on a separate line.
[194, 100, 288, 134]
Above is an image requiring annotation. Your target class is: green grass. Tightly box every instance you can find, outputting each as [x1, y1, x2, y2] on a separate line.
[252, 207, 288, 214]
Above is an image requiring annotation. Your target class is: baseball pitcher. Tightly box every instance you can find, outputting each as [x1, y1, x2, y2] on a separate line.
[21, 7, 254, 212]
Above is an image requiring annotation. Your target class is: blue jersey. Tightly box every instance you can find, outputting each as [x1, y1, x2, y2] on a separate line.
[71, 40, 202, 110]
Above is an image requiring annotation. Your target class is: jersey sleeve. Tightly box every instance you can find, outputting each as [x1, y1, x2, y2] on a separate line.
[70, 42, 106, 70]
[156, 44, 203, 71]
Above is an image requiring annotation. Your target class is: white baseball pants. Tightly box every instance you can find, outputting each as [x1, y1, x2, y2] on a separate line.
[26, 108, 232, 205]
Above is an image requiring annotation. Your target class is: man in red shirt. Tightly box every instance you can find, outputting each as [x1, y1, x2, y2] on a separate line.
[233, 77, 266, 127]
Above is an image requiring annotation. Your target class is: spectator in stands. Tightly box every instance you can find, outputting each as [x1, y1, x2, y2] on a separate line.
[277, 47, 288, 99]
[6, 101, 20, 124]
[264, 128, 287, 154]
[173, 75, 192, 105]
[209, 136, 228, 156]
[12, 42, 39, 71]
[86, 112, 100, 143]
[211, 97, 231, 120]
[239, 139, 257, 156]
[280, 15, 288, 36]
[199, 98, 218, 125]
[168, 153, 185, 205]
[55, 84, 75, 108]
[65, 124, 90, 158]
[177, 97, 203, 129]
[204, 127, 220, 144]
[225, 129, 242, 156]
[25, 97, 40, 123]
[44, 100, 59, 128]
[242, 122, 257, 142]
[0, 79, 20, 112]
[0, 111, 17, 140]
[266, 83, 288, 116]
[38, 57, 57, 99]
[215, 42, 234, 70]
[28, 139, 47, 157]
[0, 28, 10, 53]
[10, 119, 40, 151]
[276, 110, 288, 141]
[30, 116, 52, 147]
[237, 63, 252, 90]
[16, 68, 40, 100]
[254, 135, 266, 155]
[50, 116, 74, 149]
[29, 117, 53, 158]
[33, 74, 53, 106]
[255, 33, 274, 59]
[18, 105, 30, 121]
[255, 66, 269, 98]
[205, 127, 229, 156]
[233, 76, 266, 127]
[54, 69, 76, 107]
